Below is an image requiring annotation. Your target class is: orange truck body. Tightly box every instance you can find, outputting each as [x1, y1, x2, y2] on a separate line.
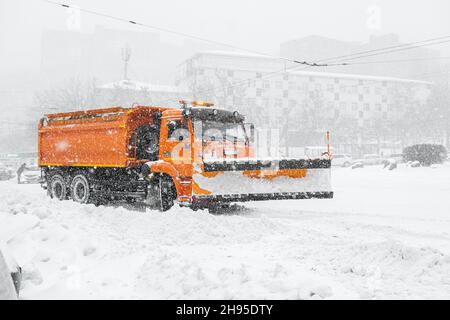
[38, 105, 333, 210]
[39, 106, 166, 168]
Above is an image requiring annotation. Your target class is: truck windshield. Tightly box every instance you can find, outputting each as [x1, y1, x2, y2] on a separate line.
[194, 120, 248, 143]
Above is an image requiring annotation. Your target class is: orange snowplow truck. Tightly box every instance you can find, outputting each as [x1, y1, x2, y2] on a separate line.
[38, 102, 333, 211]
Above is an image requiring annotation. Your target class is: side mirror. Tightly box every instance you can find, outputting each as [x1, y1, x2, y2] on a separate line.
[167, 120, 177, 131]
[244, 123, 255, 143]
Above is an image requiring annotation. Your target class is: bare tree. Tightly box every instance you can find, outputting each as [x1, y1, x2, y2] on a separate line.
[35, 78, 101, 112]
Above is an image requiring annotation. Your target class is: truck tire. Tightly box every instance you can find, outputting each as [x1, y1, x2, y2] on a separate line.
[70, 173, 91, 204]
[147, 175, 176, 211]
[49, 174, 67, 200]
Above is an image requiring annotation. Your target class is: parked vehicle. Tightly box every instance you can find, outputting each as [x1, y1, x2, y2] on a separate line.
[353, 154, 383, 166]
[38, 102, 333, 211]
[20, 165, 43, 184]
[386, 153, 404, 163]
[332, 154, 352, 167]
[0, 165, 14, 181]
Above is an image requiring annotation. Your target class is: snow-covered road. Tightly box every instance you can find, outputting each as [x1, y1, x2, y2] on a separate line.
[1, 164, 450, 299]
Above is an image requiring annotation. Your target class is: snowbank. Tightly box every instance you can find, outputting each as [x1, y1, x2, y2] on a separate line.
[0, 163, 449, 299]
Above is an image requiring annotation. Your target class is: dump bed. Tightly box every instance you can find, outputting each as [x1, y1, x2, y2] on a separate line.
[38, 106, 164, 168]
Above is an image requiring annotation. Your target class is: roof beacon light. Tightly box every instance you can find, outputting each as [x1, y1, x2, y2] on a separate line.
[192, 101, 214, 107]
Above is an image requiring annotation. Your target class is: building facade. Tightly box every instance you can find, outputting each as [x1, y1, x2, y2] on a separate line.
[176, 51, 432, 156]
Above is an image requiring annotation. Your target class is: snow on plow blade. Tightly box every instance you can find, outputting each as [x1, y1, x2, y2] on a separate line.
[192, 158, 333, 208]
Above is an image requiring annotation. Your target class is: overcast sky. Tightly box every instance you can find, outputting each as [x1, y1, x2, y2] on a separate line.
[1, 0, 450, 73]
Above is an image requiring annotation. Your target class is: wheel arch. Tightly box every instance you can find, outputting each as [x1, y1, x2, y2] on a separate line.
[144, 161, 181, 196]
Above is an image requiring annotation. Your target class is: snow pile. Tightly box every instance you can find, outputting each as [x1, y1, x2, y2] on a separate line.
[0, 163, 450, 299]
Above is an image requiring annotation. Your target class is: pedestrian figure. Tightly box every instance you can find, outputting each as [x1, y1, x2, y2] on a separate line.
[17, 163, 27, 184]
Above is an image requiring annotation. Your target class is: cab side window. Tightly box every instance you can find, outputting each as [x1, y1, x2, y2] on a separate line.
[167, 120, 183, 140]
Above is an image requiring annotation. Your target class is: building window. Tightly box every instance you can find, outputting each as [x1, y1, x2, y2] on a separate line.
[376, 104, 381, 111]
[358, 111, 363, 118]
[283, 90, 288, 98]
[256, 73, 262, 79]
[309, 76, 315, 82]
[364, 86, 370, 94]
[315, 83, 322, 91]
[327, 84, 334, 92]
[375, 87, 381, 95]
[256, 89, 262, 97]
[263, 81, 270, 89]
[328, 101, 334, 109]
[352, 103, 357, 111]
[283, 74, 289, 81]
[382, 112, 387, 119]
[364, 103, 370, 111]
[288, 81, 296, 90]
[334, 93, 339, 100]
[340, 102, 346, 109]
[359, 80, 363, 85]
[358, 94, 363, 102]
[334, 109, 340, 118]
[301, 83, 308, 92]
[275, 81, 282, 89]
[275, 99, 282, 107]
[334, 78, 339, 84]
[227, 70, 234, 77]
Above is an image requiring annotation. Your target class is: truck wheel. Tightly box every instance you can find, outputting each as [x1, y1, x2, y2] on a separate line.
[147, 175, 176, 211]
[70, 174, 91, 204]
[49, 174, 67, 200]
[160, 175, 176, 211]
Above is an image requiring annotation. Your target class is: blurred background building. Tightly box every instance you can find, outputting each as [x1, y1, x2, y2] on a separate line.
[176, 51, 432, 156]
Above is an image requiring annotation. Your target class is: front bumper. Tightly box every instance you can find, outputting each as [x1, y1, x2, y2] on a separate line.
[191, 191, 333, 208]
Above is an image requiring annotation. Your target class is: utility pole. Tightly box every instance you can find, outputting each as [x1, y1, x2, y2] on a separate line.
[121, 44, 131, 80]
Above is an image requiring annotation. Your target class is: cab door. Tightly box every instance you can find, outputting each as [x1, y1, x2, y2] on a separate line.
[159, 116, 193, 171]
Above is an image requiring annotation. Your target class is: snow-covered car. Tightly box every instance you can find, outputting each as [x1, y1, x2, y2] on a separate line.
[0, 246, 21, 299]
[354, 154, 383, 166]
[20, 166, 42, 184]
[332, 154, 352, 167]
[384, 153, 404, 164]
[0, 166, 14, 181]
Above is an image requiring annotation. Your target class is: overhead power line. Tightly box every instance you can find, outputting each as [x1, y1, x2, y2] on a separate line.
[194, 38, 450, 97]
[194, 36, 450, 93]
[313, 35, 450, 65]
[41, 1, 450, 97]
[327, 56, 450, 66]
[42, 0, 331, 67]
[324, 39, 450, 65]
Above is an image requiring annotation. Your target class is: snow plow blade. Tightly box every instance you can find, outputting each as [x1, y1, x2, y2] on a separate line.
[191, 158, 333, 208]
